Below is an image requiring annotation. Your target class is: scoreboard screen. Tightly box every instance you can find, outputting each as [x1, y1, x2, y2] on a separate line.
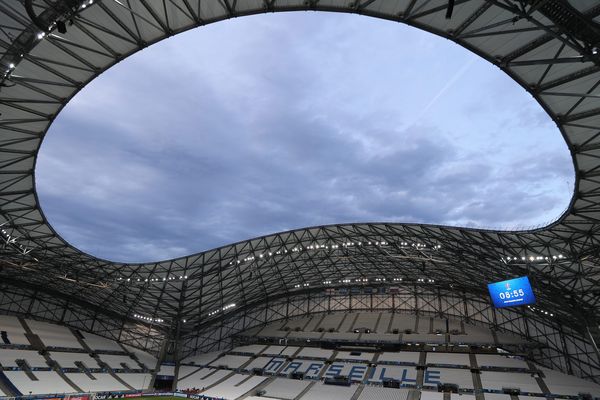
[487, 276, 536, 308]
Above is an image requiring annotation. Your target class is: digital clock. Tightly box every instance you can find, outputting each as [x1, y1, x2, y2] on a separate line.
[487, 276, 536, 308]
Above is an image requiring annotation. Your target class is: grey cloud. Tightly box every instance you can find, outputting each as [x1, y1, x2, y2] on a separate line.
[35, 13, 573, 263]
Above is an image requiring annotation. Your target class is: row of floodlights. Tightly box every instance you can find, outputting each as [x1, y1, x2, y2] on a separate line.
[1, 226, 34, 257]
[505, 255, 564, 262]
[527, 305, 553, 317]
[133, 314, 163, 323]
[208, 303, 236, 317]
[117, 276, 188, 282]
[322, 277, 424, 285]
[227, 240, 428, 266]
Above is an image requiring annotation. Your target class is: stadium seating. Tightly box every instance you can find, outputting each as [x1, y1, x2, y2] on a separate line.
[80, 332, 123, 352]
[230, 344, 267, 355]
[481, 394, 511, 400]
[121, 344, 158, 369]
[174, 337, 600, 399]
[177, 368, 231, 391]
[201, 373, 266, 399]
[156, 365, 175, 376]
[335, 350, 375, 362]
[319, 313, 346, 331]
[25, 320, 81, 349]
[420, 392, 444, 400]
[3, 371, 75, 395]
[301, 381, 358, 400]
[389, 314, 417, 333]
[0, 315, 29, 346]
[64, 373, 128, 392]
[353, 313, 380, 332]
[368, 365, 418, 384]
[180, 350, 221, 366]
[540, 367, 600, 397]
[209, 354, 250, 369]
[378, 351, 420, 364]
[0, 317, 157, 396]
[243, 356, 276, 371]
[0, 349, 47, 368]
[426, 352, 471, 367]
[97, 354, 136, 370]
[358, 386, 410, 400]
[177, 365, 202, 379]
[476, 354, 528, 369]
[242, 311, 523, 347]
[176, 367, 211, 388]
[262, 377, 311, 399]
[428, 367, 474, 389]
[112, 373, 150, 390]
[48, 351, 97, 369]
[479, 371, 541, 393]
[297, 347, 333, 359]
[2, 315, 600, 400]
[262, 345, 299, 356]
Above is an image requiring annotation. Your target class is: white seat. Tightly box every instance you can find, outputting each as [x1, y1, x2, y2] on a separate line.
[378, 351, 420, 364]
[264, 377, 311, 399]
[209, 354, 250, 368]
[177, 369, 231, 391]
[49, 351, 97, 369]
[230, 344, 267, 355]
[97, 354, 135, 369]
[429, 367, 474, 389]
[244, 356, 275, 370]
[0, 315, 29, 345]
[122, 344, 157, 369]
[419, 391, 444, 400]
[65, 373, 128, 392]
[297, 347, 333, 360]
[115, 373, 151, 390]
[202, 373, 266, 400]
[4, 371, 75, 395]
[476, 354, 528, 369]
[156, 364, 175, 376]
[0, 349, 47, 368]
[335, 350, 375, 362]
[25, 320, 81, 349]
[479, 371, 541, 393]
[180, 350, 221, 365]
[81, 332, 123, 351]
[426, 352, 471, 367]
[358, 386, 410, 400]
[540, 367, 600, 397]
[298, 382, 357, 400]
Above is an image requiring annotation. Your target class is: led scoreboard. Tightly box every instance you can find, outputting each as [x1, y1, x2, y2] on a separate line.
[487, 276, 536, 308]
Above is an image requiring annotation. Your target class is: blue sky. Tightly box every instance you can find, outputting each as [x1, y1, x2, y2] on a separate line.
[36, 12, 574, 263]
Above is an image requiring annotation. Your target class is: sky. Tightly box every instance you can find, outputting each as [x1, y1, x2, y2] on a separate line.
[35, 12, 574, 263]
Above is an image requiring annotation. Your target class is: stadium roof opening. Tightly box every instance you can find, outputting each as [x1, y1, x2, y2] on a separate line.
[36, 13, 571, 263]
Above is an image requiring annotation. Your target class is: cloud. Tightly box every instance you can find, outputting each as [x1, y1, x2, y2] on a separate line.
[35, 12, 573, 263]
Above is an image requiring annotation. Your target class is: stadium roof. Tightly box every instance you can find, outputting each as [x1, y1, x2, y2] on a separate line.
[0, 0, 600, 380]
